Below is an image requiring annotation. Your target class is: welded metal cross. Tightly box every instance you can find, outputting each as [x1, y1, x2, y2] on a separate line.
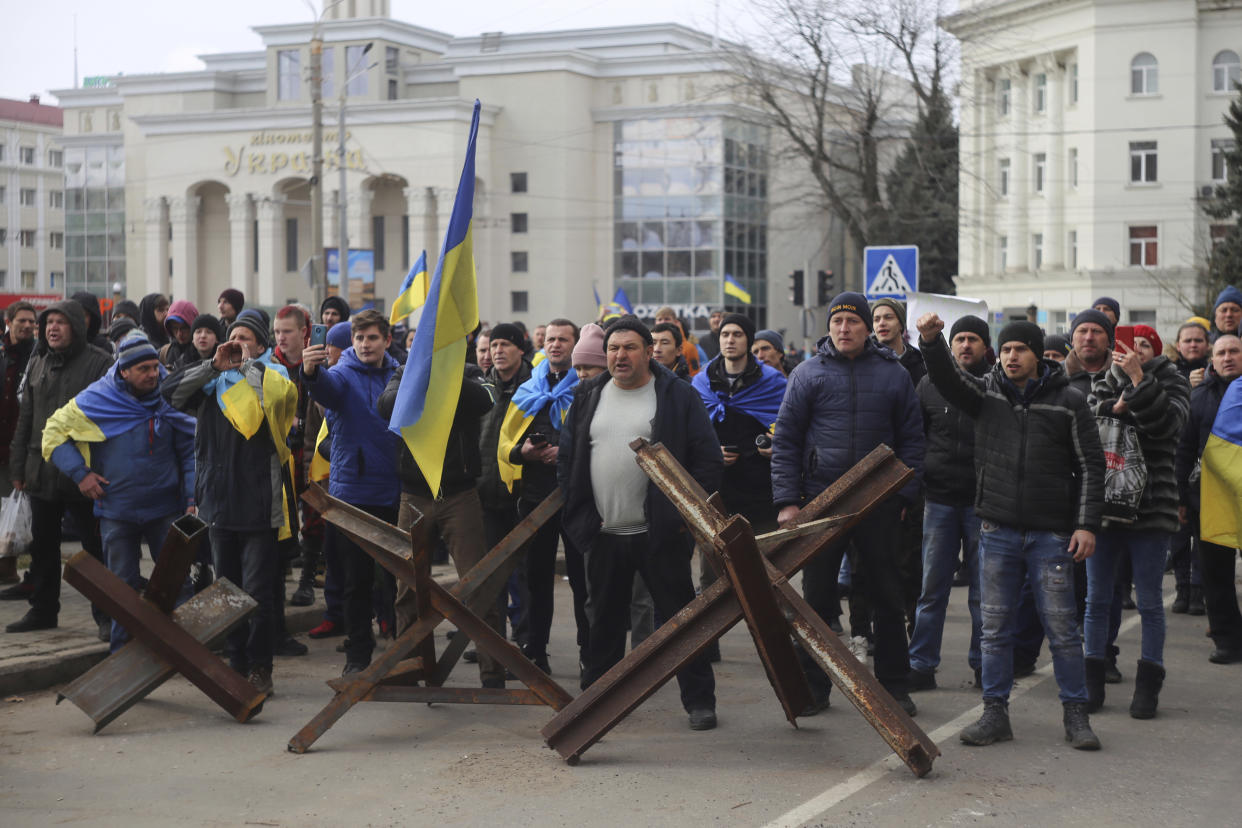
[541, 440, 940, 777]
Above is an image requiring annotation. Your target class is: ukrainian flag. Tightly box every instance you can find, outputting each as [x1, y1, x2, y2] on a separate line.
[390, 251, 429, 326]
[724, 274, 751, 304]
[388, 101, 481, 497]
[1201, 377, 1242, 548]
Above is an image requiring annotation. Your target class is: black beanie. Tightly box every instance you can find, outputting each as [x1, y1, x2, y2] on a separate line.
[489, 322, 527, 351]
[1071, 309, 1115, 344]
[949, 315, 991, 347]
[320, 295, 351, 322]
[720, 312, 756, 347]
[191, 313, 224, 342]
[998, 321, 1044, 356]
[602, 315, 653, 348]
[827, 292, 873, 331]
[1045, 333, 1072, 357]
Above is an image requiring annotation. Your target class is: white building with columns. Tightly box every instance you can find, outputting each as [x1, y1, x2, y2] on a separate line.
[945, 0, 1242, 333]
[48, 1, 847, 335]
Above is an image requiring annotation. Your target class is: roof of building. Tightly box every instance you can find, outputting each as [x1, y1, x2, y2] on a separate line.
[0, 96, 63, 127]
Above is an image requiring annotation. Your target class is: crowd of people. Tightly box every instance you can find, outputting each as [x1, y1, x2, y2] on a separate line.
[0, 283, 1240, 747]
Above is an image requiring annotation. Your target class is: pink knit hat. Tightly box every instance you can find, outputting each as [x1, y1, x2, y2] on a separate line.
[572, 322, 608, 368]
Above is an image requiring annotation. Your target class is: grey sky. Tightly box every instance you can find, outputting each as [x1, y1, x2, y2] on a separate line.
[3, 0, 731, 103]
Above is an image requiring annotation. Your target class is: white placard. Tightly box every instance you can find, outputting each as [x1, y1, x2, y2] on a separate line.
[905, 291, 989, 349]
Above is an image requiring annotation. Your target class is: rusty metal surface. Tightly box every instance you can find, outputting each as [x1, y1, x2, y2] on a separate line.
[57, 580, 257, 732]
[62, 552, 265, 725]
[141, 513, 207, 613]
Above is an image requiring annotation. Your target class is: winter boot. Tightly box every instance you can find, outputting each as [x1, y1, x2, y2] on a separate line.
[1063, 702, 1101, 750]
[1105, 646, 1123, 684]
[1129, 659, 1165, 719]
[1084, 657, 1108, 713]
[960, 698, 1013, 746]
[290, 538, 320, 607]
[1171, 586, 1189, 614]
[1187, 586, 1206, 616]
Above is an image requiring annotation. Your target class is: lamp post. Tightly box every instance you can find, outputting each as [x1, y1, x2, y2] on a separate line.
[336, 43, 374, 306]
[306, 0, 343, 316]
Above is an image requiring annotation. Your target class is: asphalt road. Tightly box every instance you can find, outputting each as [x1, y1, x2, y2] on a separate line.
[1, 568, 1238, 827]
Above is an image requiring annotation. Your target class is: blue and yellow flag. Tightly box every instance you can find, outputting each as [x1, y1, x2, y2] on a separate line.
[724, 274, 752, 304]
[1201, 377, 1242, 548]
[497, 361, 578, 492]
[390, 250, 429, 326]
[388, 101, 481, 497]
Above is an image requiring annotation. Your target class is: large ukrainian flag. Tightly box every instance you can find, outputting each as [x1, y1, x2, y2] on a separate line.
[387, 101, 481, 497]
[1201, 377, 1242, 548]
[389, 250, 428, 326]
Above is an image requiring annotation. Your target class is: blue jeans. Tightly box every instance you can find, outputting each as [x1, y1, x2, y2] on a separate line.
[100, 513, 185, 652]
[909, 501, 982, 673]
[979, 522, 1086, 704]
[1085, 530, 1169, 665]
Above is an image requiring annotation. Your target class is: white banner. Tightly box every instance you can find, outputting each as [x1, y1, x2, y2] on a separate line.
[905, 291, 989, 349]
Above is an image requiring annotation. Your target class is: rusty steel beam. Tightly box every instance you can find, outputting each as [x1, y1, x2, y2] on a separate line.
[56, 579, 257, 732]
[62, 552, 265, 724]
[141, 514, 207, 613]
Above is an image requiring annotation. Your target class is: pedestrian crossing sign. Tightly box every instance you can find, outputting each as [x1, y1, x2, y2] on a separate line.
[864, 246, 919, 300]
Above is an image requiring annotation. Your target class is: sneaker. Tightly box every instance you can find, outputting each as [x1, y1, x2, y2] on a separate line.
[247, 666, 274, 696]
[848, 636, 870, 660]
[5, 610, 57, 633]
[960, 699, 1013, 746]
[688, 707, 717, 731]
[274, 635, 308, 657]
[308, 620, 344, 639]
[908, 668, 936, 692]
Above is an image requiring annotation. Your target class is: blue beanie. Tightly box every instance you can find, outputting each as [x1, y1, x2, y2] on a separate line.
[117, 332, 160, 370]
[1092, 296, 1120, 318]
[327, 320, 353, 349]
[1215, 285, 1242, 311]
[755, 329, 784, 353]
[827, 292, 873, 331]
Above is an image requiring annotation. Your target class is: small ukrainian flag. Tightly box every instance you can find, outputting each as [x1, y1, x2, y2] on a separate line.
[724, 274, 751, 304]
[390, 251, 428, 325]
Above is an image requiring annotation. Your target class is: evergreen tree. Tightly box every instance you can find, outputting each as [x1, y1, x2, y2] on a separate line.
[1201, 84, 1242, 314]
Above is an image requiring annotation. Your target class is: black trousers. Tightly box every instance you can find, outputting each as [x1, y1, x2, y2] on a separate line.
[581, 531, 715, 712]
[483, 503, 526, 645]
[210, 527, 278, 672]
[29, 494, 106, 623]
[337, 503, 399, 665]
[1201, 540, 1242, 650]
[519, 498, 589, 662]
[800, 498, 909, 694]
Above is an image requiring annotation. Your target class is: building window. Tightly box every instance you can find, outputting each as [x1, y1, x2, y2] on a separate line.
[511, 212, 528, 233]
[285, 217, 298, 272]
[50, 271, 62, 287]
[1033, 153, 1047, 193]
[1130, 141, 1158, 183]
[511, 291, 528, 313]
[510, 172, 528, 193]
[20, 146, 34, 165]
[1214, 50, 1241, 93]
[19, 230, 35, 247]
[1069, 148, 1079, 188]
[19, 188, 36, 206]
[997, 78, 1010, 116]
[1033, 73, 1047, 113]
[1070, 63, 1079, 104]
[1032, 233, 1043, 269]
[1129, 225, 1158, 266]
[48, 149, 63, 167]
[1212, 224, 1230, 246]
[511, 251, 528, 272]
[320, 46, 335, 98]
[0, 144, 5, 162]
[385, 46, 399, 74]
[372, 215, 385, 270]
[1212, 139, 1234, 182]
[1131, 53, 1158, 95]
[998, 235, 1008, 270]
[49, 232, 64, 249]
[21, 271, 35, 289]
[387, 79, 398, 100]
[1068, 230, 1078, 268]
[1129, 309, 1157, 324]
[49, 190, 63, 208]
[0, 229, 5, 245]
[998, 158, 1010, 196]
[277, 49, 301, 101]
[345, 45, 369, 96]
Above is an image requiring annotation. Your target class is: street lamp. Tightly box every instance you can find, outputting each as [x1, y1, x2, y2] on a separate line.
[306, 0, 344, 316]
[336, 43, 375, 306]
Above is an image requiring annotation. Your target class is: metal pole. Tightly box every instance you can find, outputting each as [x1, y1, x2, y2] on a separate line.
[337, 93, 349, 302]
[310, 34, 325, 312]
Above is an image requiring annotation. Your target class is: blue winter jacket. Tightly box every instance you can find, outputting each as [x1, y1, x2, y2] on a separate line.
[771, 335, 923, 507]
[305, 347, 401, 508]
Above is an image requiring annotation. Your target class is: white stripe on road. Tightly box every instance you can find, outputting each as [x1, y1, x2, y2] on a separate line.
[763, 604, 1155, 828]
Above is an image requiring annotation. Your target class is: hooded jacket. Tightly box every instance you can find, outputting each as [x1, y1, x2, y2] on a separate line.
[305, 347, 401, 508]
[0, 330, 35, 465]
[158, 300, 201, 371]
[9, 301, 114, 500]
[138, 293, 169, 348]
[917, 356, 988, 507]
[1175, 367, 1236, 512]
[921, 333, 1105, 533]
[771, 336, 924, 508]
[71, 291, 110, 351]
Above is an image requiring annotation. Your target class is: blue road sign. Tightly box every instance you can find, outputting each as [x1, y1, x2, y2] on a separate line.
[864, 246, 919, 300]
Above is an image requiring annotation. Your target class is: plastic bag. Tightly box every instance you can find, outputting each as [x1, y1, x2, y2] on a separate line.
[0, 492, 33, 559]
[1097, 415, 1147, 524]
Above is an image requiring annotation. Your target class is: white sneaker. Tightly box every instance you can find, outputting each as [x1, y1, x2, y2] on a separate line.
[849, 636, 870, 660]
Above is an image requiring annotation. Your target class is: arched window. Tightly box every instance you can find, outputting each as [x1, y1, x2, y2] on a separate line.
[1214, 50, 1240, 92]
[1131, 53, 1158, 95]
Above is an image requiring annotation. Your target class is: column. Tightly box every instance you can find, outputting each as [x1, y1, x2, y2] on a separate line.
[167, 195, 199, 301]
[1007, 62, 1029, 272]
[143, 196, 169, 296]
[422, 186, 440, 273]
[227, 193, 255, 301]
[1043, 56, 1065, 269]
[348, 185, 373, 255]
[256, 197, 285, 307]
[962, 68, 984, 279]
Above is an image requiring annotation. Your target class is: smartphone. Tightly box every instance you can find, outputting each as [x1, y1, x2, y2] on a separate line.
[310, 324, 329, 347]
[528, 432, 548, 447]
[1114, 325, 1135, 352]
[721, 445, 739, 453]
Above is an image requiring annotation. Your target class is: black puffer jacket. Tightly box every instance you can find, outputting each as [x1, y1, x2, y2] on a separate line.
[917, 357, 988, 507]
[1175, 368, 1235, 512]
[921, 333, 1105, 533]
[1090, 356, 1190, 533]
[477, 360, 532, 511]
[377, 364, 494, 499]
[9, 301, 114, 500]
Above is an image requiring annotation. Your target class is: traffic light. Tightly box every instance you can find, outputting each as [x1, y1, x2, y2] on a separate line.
[816, 269, 834, 306]
[789, 270, 804, 306]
